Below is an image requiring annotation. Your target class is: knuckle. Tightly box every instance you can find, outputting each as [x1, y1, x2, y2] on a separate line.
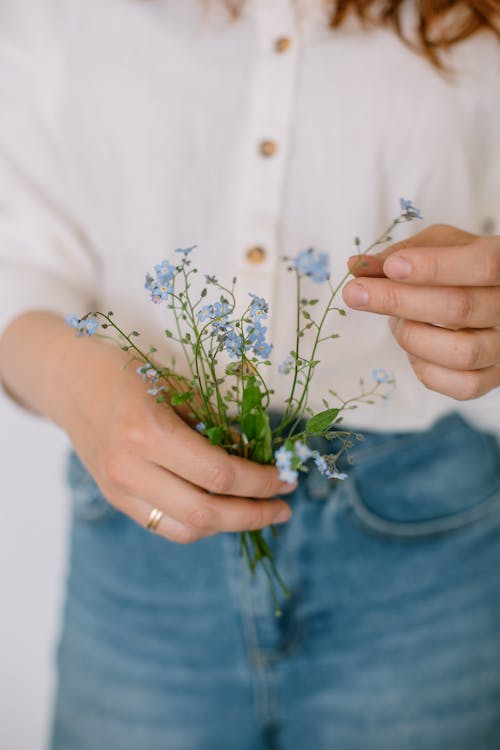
[482, 247, 500, 285]
[446, 289, 473, 327]
[205, 462, 234, 494]
[396, 320, 415, 352]
[101, 450, 129, 486]
[461, 336, 483, 370]
[384, 283, 403, 314]
[185, 503, 216, 530]
[121, 418, 150, 450]
[257, 471, 279, 498]
[246, 503, 270, 532]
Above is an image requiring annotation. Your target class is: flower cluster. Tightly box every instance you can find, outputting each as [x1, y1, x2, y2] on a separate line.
[67, 199, 422, 612]
[274, 441, 347, 484]
[313, 454, 347, 481]
[136, 364, 166, 396]
[145, 260, 175, 303]
[197, 293, 273, 360]
[278, 354, 295, 376]
[198, 301, 231, 331]
[292, 248, 330, 283]
[65, 314, 99, 337]
[399, 198, 423, 220]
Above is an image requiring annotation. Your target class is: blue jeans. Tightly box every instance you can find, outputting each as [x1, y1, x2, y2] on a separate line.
[50, 413, 500, 750]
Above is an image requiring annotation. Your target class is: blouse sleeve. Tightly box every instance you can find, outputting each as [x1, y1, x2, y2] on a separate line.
[0, 1, 99, 340]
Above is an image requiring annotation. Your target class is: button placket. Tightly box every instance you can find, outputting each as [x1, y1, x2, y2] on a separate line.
[235, 0, 300, 312]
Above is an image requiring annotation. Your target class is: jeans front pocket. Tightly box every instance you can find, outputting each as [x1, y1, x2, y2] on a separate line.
[67, 451, 119, 522]
[344, 413, 500, 539]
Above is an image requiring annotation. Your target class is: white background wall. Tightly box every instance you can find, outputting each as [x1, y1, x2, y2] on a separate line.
[0, 393, 70, 750]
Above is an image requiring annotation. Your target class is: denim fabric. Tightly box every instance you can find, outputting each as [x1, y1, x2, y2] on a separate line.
[50, 413, 500, 750]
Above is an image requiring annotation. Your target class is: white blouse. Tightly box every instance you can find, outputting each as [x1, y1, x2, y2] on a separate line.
[1, 0, 499, 434]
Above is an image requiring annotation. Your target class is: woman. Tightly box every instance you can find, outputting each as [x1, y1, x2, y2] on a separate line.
[0, 1, 499, 748]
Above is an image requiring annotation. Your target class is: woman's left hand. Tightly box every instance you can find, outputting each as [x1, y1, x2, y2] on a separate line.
[342, 224, 500, 400]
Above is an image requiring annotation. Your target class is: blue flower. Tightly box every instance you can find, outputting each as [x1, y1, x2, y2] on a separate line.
[278, 466, 299, 484]
[198, 301, 231, 330]
[145, 261, 175, 303]
[137, 365, 159, 384]
[195, 422, 206, 433]
[225, 330, 244, 358]
[314, 454, 328, 474]
[198, 304, 213, 322]
[248, 293, 268, 321]
[154, 260, 176, 278]
[399, 198, 423, 220]
[148, 385, 166, 397]
[278, 354, 295, 376]
[327, 470, 347, 480]
[66, 314, 99, 337]
[372, 368, 391, 383]
[275, 446, 293, 469]
[252, 339, 273, 358]
[294, 441, 312, 461]
[245, 321, 273, 358]
[292, 248, 330, 283]
[211, 301, 231, 330]
[175, 245, 196, 256]
[314, 453, 347, 480]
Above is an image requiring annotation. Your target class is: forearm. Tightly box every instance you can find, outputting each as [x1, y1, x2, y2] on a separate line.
[0, 311, 128, 427]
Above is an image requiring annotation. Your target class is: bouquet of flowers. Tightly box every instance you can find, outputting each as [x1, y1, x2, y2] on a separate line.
[68, 199, 422, 613]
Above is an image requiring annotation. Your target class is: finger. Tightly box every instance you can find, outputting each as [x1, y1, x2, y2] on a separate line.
[347, 254, 386, 278]
[389, 318, 500, 371]
[406, 355, 500, 401]
[383, 239, 500, 287]
[114, 493, 215, 544]
[145, 411, 297, 499]
[347, 224, 477, 279]
[111, 457, 293, 533]
[342, 278, 500, 329]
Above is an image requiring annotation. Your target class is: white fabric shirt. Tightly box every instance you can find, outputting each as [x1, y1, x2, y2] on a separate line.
[1, 0, 499, 433]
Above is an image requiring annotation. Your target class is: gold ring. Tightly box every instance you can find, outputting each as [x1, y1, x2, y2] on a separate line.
[146, 507, 164, 531]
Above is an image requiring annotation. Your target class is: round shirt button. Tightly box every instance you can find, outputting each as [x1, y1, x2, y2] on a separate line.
[259, 140, 278, 157]
[246, 246, 267, 264]
[275, 36, 292, 53]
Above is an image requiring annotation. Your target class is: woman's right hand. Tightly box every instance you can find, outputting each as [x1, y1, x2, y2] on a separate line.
[0, 312, 294, 542]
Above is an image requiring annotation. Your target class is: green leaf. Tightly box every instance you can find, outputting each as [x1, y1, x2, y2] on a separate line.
[305, 408, 340, 433]
[164, 329, 173, 338]
[205, 426, 224, 445]
[241, 376, 262, 413]
[170, 391, 192, 405]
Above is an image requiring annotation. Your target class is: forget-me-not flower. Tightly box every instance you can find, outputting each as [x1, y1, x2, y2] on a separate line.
[399, 198, 423, 220]
[66, 314, 99, 337]
[292, 248, 330, 283]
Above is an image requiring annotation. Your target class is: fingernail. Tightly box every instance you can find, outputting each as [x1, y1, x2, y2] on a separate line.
[348, 255, 370, 270]
[388, 316, 398, 332]
[344, 283, 369, 307]
[385, 257, 411, 279]
[274, 506, 292, 524]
